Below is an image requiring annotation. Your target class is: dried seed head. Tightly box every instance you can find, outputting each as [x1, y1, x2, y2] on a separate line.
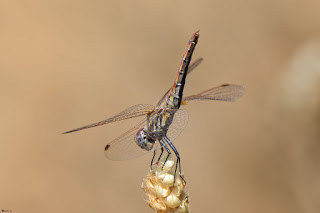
[142, 158, 190, 213]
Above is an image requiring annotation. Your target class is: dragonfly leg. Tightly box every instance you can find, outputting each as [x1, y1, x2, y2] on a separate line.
[151, 146, 165, 170]
[150, 150, 156, 170]
[157, 147, 164, 162]
[163, 136, 186, 185]
[159, 139, 171, 170]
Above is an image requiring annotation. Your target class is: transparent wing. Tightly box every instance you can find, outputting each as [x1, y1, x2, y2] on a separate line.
[166, 109, 188, 141]
[104, 118, 157, 161]
[63, 104, 154, 134]
[187, 57, 203, 74]
[156, 58, 204, 106]
[182, 84, 245, 104]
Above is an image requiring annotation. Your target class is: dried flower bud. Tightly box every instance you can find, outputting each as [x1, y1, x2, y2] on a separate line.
[142, 158, 190, 213]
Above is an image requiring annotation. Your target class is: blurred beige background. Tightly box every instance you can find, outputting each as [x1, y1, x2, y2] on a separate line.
[1, 0, 320, 213]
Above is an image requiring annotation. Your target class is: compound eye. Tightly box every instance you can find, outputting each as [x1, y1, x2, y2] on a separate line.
[135, 129, 146, 143]
[135, 128, 154, 151]
[136, 128, 145, 138]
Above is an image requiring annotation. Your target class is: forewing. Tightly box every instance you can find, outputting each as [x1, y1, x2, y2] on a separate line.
[182, 84, 245, 103]
[166, 109, 189, 141]
[104, 119, 157, 161]
[63, 104, 154, 134]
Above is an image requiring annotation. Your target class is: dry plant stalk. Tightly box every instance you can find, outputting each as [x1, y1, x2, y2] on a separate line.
[142, 158, 190, 213]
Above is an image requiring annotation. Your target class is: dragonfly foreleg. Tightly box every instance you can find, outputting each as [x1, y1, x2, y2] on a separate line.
[150, 147, 164, 170]
[150, 150, 156, 170]
[157, 147, 164, 163]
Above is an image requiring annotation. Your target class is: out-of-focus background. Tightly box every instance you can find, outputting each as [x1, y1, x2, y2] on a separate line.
[1, 1, 320, 213]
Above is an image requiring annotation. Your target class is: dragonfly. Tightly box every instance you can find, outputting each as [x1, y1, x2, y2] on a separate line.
[63, 31, 245, 181]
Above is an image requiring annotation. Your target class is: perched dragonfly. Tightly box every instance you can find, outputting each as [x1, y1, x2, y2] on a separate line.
[63, 31, 244, 180]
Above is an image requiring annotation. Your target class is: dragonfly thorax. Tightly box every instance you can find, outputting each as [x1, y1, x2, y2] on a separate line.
[135, 128, 155, 151]
[146, 109, 174, 139]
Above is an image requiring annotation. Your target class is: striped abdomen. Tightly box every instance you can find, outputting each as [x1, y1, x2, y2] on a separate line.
[165, 31, 199, 109]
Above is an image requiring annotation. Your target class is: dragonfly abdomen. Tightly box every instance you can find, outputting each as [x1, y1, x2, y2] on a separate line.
[166, 31, 200, 109]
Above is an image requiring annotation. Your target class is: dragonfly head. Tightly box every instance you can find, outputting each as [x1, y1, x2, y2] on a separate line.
[135, 128, 155, 151]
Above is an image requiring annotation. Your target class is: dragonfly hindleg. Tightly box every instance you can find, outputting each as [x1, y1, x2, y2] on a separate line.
[163, 136, 185, 185]
[159, 139, 171, 170]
